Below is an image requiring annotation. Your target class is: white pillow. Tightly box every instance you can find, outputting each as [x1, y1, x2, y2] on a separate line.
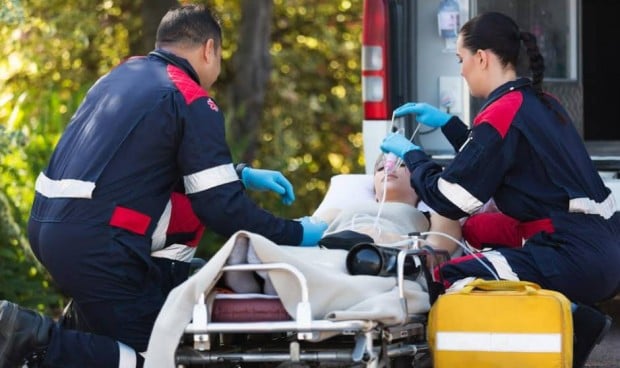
[312, 174, 374, 219]
[312, 174, 433, 219]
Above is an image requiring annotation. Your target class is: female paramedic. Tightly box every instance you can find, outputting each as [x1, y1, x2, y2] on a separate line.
[380, 11, 620, 368]
[0, 4, 327, 368]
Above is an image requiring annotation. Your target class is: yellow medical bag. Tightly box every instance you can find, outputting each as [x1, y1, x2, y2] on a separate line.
[428, 279, 573, 368]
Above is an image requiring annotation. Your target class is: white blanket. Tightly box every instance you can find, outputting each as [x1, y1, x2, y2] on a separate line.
[144, 230, 430, 368]
[324, 201, 430, 244]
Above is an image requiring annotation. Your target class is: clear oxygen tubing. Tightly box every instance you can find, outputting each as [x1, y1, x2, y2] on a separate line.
[371, 112, 421, 235]
[419, 230, 500, 280]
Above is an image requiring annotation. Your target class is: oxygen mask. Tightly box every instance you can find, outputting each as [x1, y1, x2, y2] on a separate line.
[383, 152, 399, 175]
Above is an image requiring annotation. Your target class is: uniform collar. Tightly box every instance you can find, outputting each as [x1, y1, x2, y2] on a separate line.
[480, 77, 531, 112]
[148, 49, 201, 85]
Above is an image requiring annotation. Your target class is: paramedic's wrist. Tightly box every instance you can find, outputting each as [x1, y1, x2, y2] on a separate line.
[298, 216, 328, 247]
[235, 163, 251, 180]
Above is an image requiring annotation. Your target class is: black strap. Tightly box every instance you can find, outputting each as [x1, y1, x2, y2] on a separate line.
[235, 162, 251, 180]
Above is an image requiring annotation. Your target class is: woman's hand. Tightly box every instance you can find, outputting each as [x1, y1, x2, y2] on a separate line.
[394, 102, 451, 128]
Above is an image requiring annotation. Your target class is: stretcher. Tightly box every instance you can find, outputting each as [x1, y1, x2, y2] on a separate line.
[153, 235, 449, 368]
[143, 174, 453, 368]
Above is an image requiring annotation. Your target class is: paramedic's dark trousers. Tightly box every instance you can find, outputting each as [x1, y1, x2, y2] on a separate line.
[439, 212, 620, 306]
[28, 220, 166, 367]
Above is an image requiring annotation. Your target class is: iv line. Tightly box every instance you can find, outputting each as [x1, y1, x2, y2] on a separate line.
[372, 112, 420, 236]
[389, 114, 421, 171]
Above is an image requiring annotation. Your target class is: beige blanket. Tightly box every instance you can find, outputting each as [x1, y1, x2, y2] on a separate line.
[144, 230, 430, 368]
[324, 201, 430, 244]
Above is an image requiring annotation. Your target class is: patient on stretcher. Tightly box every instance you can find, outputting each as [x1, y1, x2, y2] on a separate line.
[144, 166, 459, 366]
[314, 153, 462, 254]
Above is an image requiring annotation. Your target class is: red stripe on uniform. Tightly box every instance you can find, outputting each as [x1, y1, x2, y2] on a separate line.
[473, 91, 522, 138]
[109, 206, 151, 235]
[519, 218, 555, 239]
[167, 192, 205, 247]
[167, 65, 208, 105]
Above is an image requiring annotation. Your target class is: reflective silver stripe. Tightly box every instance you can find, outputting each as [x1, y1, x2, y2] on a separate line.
[458, 136, 473, 152]
[151, 243, 197, 262]
[436, 332, 561, 352]
[151, 199, 172, 252]
[484, 250, 519, 281]
[117, 341, 137, 367]
[34, 172, 95, 199]
[569, 193, 617, 220]
[184, 163, 238, 194]
[437, 177, 484, 214]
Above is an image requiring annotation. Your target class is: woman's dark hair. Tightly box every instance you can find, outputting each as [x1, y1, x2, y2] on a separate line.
[460, 12, 564, 121]
[155, 4, 222, 49]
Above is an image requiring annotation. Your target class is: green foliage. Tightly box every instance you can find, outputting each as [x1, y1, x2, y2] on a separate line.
[0, 0, 24, 23]
[212, 0, 364, 215]
[0, 190, 61, 312]
[257, 0, 365, 214]
[1, 0, 122, 311]
[0, 125, 61, 312]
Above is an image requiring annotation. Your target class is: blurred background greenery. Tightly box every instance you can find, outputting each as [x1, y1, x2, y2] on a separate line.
[0, 0, 365, 315]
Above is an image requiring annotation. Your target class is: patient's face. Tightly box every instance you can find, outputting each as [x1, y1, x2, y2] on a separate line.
[373, 162, 419, 205]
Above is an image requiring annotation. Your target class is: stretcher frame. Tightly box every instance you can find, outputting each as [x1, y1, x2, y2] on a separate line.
[174, 245, 449, 368]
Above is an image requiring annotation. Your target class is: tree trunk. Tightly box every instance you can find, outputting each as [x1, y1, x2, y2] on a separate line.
[229, 0, 273, 163]
[129, 0, 179, 55]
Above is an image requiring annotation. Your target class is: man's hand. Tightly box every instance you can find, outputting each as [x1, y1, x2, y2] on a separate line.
[298, 216, 328, 247]
[380, 132, 421, 159]
[393, 102, 451, 128]
[241, 168, 295, 205]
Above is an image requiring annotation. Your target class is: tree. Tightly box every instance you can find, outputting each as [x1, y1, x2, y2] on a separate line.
[124, 0, 178, 55]
[228, 0, 274, 163]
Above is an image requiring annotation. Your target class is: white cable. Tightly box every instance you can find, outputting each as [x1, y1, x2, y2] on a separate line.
[389, 112, 421, 172]
[372, 112, 423, 236]
[419, 230, 500, 280]
[372, 113, 399, 231]
[370, 174, 388, 239]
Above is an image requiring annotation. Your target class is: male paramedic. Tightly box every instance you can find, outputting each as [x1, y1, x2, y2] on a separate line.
[0, 4, 327, 368]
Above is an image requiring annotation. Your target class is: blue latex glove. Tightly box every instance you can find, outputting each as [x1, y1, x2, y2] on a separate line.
[298, 216, 328, 247]
[393, 102, 451, 128]
[380, 132, 421, 159]
[241, 168, 295, 205]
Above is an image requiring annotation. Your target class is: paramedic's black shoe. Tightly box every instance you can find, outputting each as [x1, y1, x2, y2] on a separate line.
[0, 300, 54, 368]
[572, 304, 612, 368]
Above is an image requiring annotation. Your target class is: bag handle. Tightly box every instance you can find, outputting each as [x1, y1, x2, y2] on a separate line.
[460, 278, 541, 295]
